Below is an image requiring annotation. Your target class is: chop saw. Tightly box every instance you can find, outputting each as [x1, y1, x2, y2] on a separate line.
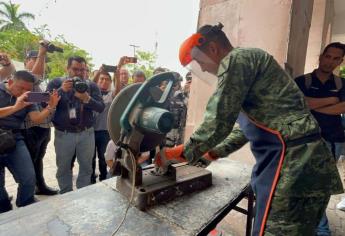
[107, 72, 212, 210]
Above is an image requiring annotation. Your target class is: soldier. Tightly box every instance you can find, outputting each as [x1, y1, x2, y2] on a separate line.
[154, 23, 343, 235]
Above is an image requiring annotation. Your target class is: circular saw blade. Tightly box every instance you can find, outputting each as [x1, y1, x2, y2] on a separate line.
[107, 83, 166, 152]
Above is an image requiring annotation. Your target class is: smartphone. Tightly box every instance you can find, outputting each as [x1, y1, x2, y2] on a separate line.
[125, 57, 137, 63]
[27, 92, 50, 103]
[102, 64, 117, 73]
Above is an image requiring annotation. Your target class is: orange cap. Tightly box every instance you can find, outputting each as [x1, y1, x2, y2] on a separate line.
[179, 33, 204, 66]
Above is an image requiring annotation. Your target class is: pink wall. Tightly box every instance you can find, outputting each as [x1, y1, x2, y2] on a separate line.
[185, 0, 314, 140]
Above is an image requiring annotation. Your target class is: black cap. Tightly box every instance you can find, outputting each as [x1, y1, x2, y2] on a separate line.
[25, 50, 38, 59]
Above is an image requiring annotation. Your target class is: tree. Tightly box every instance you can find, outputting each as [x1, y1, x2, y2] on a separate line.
[126, 50, 157, 82]
[45, 36, 93, 78]
[0, 1, 34, 31]
[0, 28, 93, 79]
[340, 66, 345, 78]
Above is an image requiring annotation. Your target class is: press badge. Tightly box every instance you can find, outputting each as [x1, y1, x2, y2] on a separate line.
[69, 107, 77, 119]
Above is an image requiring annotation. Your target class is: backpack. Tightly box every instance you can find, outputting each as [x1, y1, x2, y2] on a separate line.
[304, 73, 343, 91]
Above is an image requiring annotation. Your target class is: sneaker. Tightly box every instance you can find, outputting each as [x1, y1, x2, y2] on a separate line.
[336, 197, 345, 211]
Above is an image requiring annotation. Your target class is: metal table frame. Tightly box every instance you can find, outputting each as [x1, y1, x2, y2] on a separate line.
[197, 184, 255, 236]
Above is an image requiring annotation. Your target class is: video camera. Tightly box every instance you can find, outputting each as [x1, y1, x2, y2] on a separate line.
[40, 40, 64, 53]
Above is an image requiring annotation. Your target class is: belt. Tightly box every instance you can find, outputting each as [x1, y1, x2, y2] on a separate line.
[285, 133, 321, 148]
[55, 126, 92, 133]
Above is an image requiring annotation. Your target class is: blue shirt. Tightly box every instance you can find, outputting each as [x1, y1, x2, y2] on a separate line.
[47, 77, 105, 132]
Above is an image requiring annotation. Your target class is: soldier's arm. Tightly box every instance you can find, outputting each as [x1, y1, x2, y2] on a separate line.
[209, 125, 248, 158]
[183, 52, 257, 164]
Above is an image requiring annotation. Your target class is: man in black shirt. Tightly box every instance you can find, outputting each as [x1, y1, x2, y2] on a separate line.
[0, 71, 59, 213]
[295, 42, 345, 236]
[47, 56, 104, 194]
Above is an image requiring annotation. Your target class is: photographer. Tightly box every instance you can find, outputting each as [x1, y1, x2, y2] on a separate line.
[0, 52, 15, 82]
[23, 42, 59, 196]
[47, 56, 104, 194]
[90, 67, 114, 183]
[113, 56, 136, 96]
[0, 70, 59, 213]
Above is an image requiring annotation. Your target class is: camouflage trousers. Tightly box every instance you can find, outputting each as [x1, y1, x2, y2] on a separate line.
[264, 194, 330, 235]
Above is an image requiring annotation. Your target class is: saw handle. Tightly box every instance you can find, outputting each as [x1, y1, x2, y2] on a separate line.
[120, 72, 176, 133]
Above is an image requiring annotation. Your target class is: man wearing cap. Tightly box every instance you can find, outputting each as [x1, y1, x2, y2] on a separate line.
[22, 43, 59, 195]
[154, 23, 343, 235]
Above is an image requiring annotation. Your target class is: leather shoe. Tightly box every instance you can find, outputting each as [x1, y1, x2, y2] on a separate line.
[35, 185, 59, 195]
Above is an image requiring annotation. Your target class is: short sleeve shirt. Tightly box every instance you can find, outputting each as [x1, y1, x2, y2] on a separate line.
[295, 70, 345, 142]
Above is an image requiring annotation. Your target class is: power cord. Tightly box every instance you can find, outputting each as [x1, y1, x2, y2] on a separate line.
[112, 148, 137, 235]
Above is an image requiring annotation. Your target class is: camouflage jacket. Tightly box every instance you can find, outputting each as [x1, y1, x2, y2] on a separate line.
[183, 48, 343, 196]
[184, 48, 319, 160]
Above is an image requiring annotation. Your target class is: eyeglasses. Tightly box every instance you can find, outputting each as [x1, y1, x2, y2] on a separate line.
[71, 67, 86, 73]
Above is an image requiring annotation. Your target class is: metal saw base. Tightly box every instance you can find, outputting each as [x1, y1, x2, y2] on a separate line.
[116, 163, 212, 211]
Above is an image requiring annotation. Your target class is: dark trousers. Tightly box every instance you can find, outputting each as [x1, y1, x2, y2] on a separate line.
[0, 139, 36, 210]
[92, 130, 110, 182]
[22, 127, 51, 187]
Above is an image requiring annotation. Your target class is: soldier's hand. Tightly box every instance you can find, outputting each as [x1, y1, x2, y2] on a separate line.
[154, 145, 186, 174]
[194, 151, 218, 168]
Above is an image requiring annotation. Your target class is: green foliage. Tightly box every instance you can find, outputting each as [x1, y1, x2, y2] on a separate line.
[0, 28, 93, 79]
[45, 36, 93, 79]
[0, 1, 34, 31]
[340, 66, 345, 78]
[0, 2, 93, 79]
[126, 50, 157, 81]
[0, 29, 39, 60]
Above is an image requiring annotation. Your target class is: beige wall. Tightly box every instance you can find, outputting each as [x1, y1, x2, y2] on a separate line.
[305, 0, 334, 74]
[185, 0, 314, 140]
[286, 0, 314, 77]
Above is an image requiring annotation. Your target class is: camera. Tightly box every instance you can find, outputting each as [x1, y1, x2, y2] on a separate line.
[40, 40, 64, 53]
[125, 57, 137, 63]
[102, 64, 117, 73]
[71, 77, 88, 93]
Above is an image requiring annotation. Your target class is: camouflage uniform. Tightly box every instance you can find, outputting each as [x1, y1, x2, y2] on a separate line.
[183, 48, 343, 235]
[165, 90, 188, 147]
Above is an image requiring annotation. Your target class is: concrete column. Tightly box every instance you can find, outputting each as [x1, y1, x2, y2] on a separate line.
[185, 0, 314, 140]
[304, 0, 334, 74]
